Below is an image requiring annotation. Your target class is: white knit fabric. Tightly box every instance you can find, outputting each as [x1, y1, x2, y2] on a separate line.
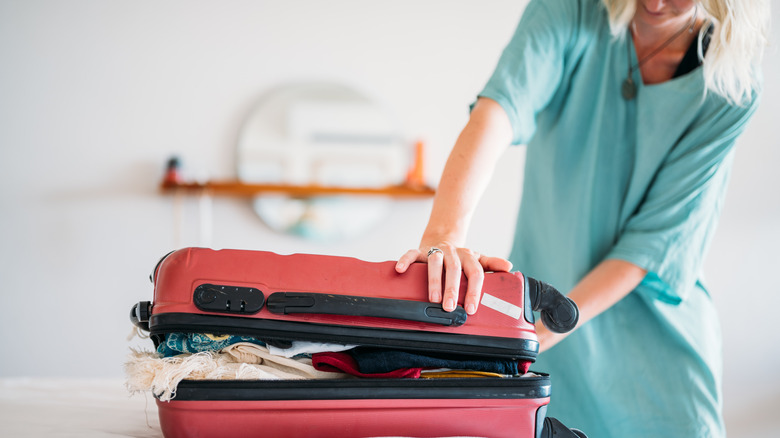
[124, 342, 348, 401]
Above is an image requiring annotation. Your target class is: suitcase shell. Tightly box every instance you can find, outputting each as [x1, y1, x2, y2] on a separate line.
[145, 247, 543, 360]
[134, 247, 576, 438]
[158, 378, 551, 438]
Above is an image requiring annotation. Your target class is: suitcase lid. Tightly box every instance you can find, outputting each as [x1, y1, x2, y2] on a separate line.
[135, 248, 578, 361]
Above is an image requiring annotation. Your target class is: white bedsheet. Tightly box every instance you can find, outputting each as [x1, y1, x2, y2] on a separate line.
[0, 378, 162, 438]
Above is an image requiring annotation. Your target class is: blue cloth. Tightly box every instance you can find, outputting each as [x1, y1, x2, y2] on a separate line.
[349, 348, 519, 375]
[478, 0, 759, 436]
[157, 333, 266, 357]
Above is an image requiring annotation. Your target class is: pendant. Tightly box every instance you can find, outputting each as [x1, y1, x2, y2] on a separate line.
[622, 77, 637, 100]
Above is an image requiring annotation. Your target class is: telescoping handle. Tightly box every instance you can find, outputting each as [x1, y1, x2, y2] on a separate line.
[266, 292, 468, 327]
[526, 277, 579, 333]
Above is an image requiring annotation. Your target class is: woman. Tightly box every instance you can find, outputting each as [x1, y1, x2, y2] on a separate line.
[395, 0, 769, 436]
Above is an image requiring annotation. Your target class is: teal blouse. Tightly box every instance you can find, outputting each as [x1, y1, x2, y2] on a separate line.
[478, 0, 759, 436]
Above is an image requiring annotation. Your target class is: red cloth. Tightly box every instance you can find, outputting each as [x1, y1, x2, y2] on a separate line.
[519, 361, 530, 374]
[312, 351, 422, 378]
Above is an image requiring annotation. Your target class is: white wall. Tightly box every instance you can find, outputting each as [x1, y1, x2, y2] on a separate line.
[0, 1, 777, 436]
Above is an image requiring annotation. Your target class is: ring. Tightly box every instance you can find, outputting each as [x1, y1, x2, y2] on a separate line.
[427, 247, 443, 257]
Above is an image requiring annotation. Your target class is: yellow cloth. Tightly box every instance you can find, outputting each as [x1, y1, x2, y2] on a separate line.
[420, 370, 506, 379]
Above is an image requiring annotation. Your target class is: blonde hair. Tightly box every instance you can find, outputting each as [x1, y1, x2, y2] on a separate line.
[601, 0, 771, 105]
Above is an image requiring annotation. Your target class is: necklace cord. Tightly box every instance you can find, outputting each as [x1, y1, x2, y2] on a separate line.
[627, 5, 698, 76]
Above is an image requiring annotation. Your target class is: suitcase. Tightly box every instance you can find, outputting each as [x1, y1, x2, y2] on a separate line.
[130, 247, 581, 438]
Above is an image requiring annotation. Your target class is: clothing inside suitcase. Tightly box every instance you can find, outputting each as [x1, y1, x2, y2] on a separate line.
[127, 248, 584, 438]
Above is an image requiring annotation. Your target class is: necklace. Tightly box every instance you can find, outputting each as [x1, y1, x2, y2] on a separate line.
[622, 6, 697, 100]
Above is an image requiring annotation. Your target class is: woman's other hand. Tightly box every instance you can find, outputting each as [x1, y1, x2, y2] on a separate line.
[396, 244, 512, 315]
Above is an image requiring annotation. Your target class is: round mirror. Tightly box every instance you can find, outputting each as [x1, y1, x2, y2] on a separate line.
[237, 82, 409, 240]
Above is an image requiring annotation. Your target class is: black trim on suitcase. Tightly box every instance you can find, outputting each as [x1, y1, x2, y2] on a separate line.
[149, 312, 540, 361]
[170, 376, 551, 401]
[149, 250, 175, 284]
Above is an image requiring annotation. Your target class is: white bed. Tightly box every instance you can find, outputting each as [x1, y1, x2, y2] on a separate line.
[1, 378, 162, 438]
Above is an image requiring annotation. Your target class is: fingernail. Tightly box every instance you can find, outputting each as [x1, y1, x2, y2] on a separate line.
[444, 298, 455, 311]
[466, 304, 476, 315]
[396, 262, 404, 271]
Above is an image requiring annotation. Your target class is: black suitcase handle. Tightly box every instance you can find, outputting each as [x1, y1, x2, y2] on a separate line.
[130, 301, 152, 331]
[266, 292, 468, 327]
[526, 277, 579, 333]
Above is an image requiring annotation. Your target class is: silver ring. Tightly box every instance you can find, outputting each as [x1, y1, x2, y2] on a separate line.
[427, 247, 443, 257]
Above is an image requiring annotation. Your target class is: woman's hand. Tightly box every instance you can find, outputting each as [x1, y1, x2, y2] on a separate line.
[395, 98, 514, 315]
[396, 243, 513, 315]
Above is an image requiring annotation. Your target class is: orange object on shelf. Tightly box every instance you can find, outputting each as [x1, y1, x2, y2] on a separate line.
[405, 140, 426, 188]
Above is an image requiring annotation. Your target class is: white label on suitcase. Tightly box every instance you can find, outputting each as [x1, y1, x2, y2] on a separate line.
[480, 293, 522, 319]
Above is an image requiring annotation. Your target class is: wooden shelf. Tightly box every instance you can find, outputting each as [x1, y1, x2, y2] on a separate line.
[160, 180, 436, 198]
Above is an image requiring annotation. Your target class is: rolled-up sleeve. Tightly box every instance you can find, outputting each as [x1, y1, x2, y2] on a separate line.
[607, 96, 760, 303]
[477, 0, 579, 145]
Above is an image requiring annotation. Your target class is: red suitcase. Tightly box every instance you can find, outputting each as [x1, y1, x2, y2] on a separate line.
[130, 247, 580, 438]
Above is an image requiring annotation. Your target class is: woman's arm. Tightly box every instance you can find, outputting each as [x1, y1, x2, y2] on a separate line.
[396, 97, 514, 315]
[536, 258, 647, 351]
